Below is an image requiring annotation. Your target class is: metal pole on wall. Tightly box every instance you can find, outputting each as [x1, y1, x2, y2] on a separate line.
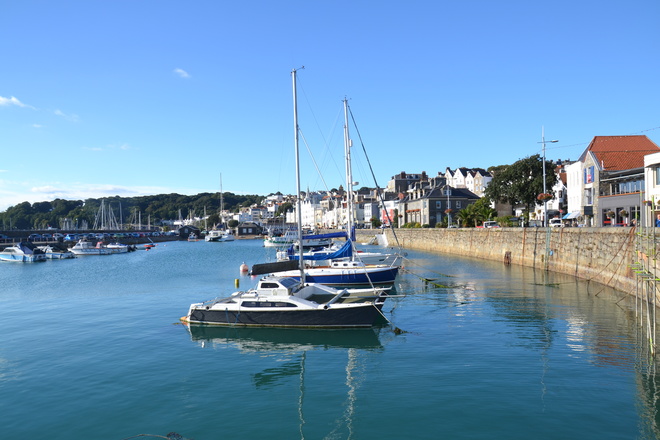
[539, 126, 558, 227]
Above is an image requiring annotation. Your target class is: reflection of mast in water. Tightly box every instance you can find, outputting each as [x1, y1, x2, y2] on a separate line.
[298, 351, 306, 440]
[185, 325, 382, 439]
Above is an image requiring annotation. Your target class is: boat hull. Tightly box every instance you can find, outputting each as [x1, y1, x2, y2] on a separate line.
[277, 266, 399, 286]
[185, 304, 385, 328]
[0, 254, 46, 262]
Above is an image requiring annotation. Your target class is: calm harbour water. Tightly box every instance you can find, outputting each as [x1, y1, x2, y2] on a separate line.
[1, 238, 659, 439]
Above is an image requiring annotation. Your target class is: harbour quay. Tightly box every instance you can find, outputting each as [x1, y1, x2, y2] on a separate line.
[357, 227, 653, 295]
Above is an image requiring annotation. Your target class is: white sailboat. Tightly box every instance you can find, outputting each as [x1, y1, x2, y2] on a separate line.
[206, 174, 235, 242]
[264, 98, 401, 286]
[182, 68, 388, 328]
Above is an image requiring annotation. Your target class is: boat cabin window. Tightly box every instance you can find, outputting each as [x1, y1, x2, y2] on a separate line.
[241, 301, 296, 308]
[260, 282, 281, 289]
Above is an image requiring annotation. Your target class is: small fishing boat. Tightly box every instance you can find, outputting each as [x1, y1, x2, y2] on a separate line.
[187, 232, 199, 242]
[0, 242, 47, 262]
[181, 276, 388, 328]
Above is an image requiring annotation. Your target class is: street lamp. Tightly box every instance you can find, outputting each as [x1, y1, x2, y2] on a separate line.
[539, 126, 558, 227]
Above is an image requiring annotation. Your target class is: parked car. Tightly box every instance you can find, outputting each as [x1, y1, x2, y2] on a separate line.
[483, 221, 500, 228]
[28, 233, 42, 241]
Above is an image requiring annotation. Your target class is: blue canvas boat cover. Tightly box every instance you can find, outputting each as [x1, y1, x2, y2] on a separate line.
[288, 239, 353, 261]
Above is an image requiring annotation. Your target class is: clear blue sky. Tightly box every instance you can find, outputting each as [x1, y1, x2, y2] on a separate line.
[1, 0, 658, 211]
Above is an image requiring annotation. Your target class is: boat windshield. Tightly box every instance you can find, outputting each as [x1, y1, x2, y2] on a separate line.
[278, 277, 300, 289]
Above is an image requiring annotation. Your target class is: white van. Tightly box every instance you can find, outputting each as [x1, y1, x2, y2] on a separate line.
[549, 218, 563, 227]
[483, 221, 499, 228]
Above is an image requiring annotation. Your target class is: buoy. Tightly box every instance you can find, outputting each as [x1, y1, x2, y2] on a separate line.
[240, 262, 249, 273]
[235, 278, 239, 288]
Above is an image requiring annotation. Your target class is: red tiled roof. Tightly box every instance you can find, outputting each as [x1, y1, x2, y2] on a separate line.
[580, 135, 660, 171]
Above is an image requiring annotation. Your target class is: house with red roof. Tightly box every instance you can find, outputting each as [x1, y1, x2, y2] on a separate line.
[566, 135, 659, 226]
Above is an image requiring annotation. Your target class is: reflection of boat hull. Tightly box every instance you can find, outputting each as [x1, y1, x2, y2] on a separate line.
[187, 325, 383, 350]
[187, 305, 385, 328]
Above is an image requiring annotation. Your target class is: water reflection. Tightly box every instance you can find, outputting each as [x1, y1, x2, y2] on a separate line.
[185, 325, 383, 352]
[184, 325, 383, 439]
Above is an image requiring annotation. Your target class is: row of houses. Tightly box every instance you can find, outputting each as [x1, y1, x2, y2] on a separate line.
[206, 134, 660, 230]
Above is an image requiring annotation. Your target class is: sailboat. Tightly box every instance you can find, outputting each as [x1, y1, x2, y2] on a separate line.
[205, 174, 236, 242]
[256, 98, 400, 286]
[181, 68, 388, 328]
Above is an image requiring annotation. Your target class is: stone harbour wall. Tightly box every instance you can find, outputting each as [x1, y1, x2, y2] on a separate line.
[355, 227, 641, 294]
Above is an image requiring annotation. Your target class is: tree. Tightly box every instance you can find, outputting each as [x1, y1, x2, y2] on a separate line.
[484, 155, 556, 213]
[276, 202, 293, 217]
[370, 216, 382, 228]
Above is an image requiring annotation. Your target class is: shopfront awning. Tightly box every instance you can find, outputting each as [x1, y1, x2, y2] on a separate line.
[562, 211, 580, 219]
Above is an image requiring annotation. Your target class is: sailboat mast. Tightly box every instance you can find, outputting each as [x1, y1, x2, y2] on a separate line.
[292, 68, 305, 282]
[220, 173, 224, 227]
[343, 98, 354, 241]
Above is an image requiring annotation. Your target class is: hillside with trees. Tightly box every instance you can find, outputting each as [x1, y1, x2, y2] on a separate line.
[0, 192, 266, 230]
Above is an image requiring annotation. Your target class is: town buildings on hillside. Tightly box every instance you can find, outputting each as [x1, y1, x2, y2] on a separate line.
[224, 134, 660, 230]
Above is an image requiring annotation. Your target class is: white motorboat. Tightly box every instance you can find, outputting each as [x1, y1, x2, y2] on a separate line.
[205, 229, 235, 242]
[69, 240, 112, 256]
[105, 242, 130, 253]
[181, 276, 388, 328]
[36, 245, 75, 259]
[0, 242, 47, 262]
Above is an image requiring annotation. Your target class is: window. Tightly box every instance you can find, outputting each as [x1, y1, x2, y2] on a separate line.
[584, 188, 593, 205]
[456, 201, 462, 208]
[656, 166, 660, 186]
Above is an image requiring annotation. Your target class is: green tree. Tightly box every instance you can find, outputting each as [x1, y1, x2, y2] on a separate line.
[484, 155, 556, 213]
[276, 202, 293, 217]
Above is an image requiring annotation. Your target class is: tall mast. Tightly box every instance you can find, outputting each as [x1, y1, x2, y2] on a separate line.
[292, 67, 305, 282]
[343, 98, 354, 241]
[220, 173, 224, 227]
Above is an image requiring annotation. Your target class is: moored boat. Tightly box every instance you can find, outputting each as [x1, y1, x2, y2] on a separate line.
[181, 276, 388, 328]
[255, 259, 399, 287]
[36, 245, 75, 259]
[69, 240, 112, 256]
[264, 229, 333, 248]
[183, 68, 390, 329]
[205, 229, 235, 242]
[0, 242, 47, 262]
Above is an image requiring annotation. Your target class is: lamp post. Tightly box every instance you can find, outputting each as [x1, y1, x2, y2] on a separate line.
[539, 126, 558, 227]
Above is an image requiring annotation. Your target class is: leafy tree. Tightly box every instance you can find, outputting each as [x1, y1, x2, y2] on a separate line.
[370, 216, 382, 228]
[484, 155, 556, 213]
[207, 213, 220, 227]
[276, 202, 293, 217]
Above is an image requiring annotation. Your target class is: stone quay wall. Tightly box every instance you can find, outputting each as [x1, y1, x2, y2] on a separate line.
[355, 228, 641, 294]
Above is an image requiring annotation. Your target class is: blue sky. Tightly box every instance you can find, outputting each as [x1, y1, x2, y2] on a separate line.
[1, 0, 659, 211]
